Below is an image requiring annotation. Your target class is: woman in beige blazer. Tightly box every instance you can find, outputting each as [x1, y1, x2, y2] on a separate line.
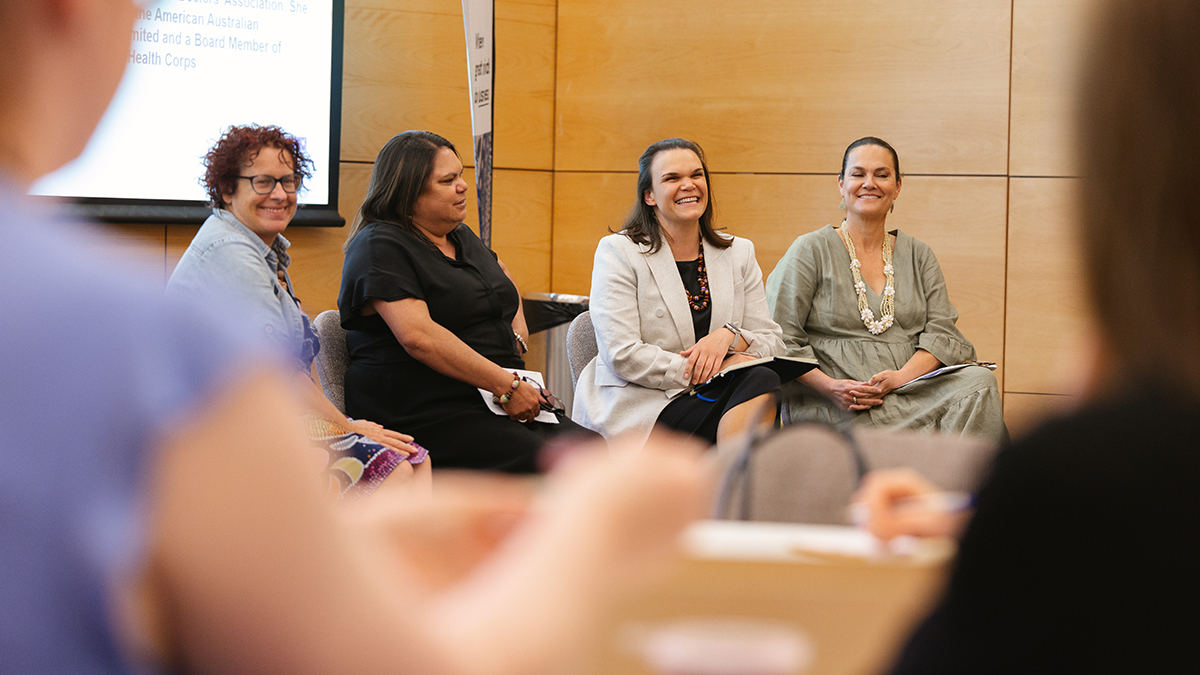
[573, 139, 785, 446]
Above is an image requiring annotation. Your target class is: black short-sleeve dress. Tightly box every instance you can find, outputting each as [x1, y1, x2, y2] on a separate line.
[338, 221, 597, 472]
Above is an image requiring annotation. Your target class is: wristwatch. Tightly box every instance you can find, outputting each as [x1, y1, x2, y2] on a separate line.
[723, 322, 743, 352]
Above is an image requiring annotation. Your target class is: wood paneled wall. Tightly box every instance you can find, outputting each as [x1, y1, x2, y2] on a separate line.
[98, 0, 1095, 436]
[552, 0, 1097, 436]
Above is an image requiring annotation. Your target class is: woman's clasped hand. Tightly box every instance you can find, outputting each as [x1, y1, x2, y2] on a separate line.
[498, 372, 545, 423]
[823, 378, 885, 411]
[681, 325, 739, 385]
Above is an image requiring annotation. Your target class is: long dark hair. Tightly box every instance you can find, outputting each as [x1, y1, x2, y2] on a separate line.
[343, 130, 458, 252]
[1080, 0, 1200, 391]
[619, 138, 731, 254]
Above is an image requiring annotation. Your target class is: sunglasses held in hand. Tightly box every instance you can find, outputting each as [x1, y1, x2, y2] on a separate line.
[521, 376, 565, 415]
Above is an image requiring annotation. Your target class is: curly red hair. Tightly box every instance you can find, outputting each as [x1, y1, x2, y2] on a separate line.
[201, 124, 314, 207]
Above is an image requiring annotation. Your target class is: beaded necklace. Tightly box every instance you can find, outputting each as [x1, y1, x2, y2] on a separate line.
[683, 247, 710, 311]
[838, 221, 895, 335]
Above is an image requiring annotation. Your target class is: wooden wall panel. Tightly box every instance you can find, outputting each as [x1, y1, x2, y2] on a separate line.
[342, 0, 555, 170]
[342, 1, 474, 163]
[551, 171, 633, 294]
[83, 0, 1095, 409]
[553, 173, 1007, 386]
[96, 224, 168, 283]
[284, 226, 353, 316]
[492, 169, 553, 293]
[1004, 177, 1091, 395]
[339, 161, 373, 226]
[1009, 0, 1095, 177]
[493, 0, 557, 170]
[554, 0, 1012, 175]
[165, 225, 199, 284]
[882, 176, 1008, 390]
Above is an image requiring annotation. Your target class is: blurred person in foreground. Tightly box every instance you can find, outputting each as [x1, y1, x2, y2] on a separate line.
[168, 124, 429, 499]
[0, 2, 710, 674]
[857, 1, 1200, 670]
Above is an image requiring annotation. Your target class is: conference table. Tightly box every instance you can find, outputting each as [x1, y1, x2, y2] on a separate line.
[582, 521, 954, 675]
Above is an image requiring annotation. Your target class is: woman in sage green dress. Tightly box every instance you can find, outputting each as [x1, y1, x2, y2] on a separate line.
[765, 137, 1005, 442]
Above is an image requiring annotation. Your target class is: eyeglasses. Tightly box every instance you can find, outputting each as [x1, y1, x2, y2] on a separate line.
[521, 376, 566, 415]
[239, 174, 303, 195]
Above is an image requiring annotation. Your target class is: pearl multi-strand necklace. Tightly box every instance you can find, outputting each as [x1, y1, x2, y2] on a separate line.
[839, 221, 895, 335]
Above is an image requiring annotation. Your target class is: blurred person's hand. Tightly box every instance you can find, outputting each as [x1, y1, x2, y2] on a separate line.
[418, 431, 713, 675]
[852, 468, 971, 540]
[340, 472, 536, 590]
[342, 431, 712, 592]
[536, 431, 713, 580]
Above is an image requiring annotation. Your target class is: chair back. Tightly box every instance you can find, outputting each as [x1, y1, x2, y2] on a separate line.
[715, 423, 998, 525]
[566, 310, 598, 389]
[312, 309, 349, 415]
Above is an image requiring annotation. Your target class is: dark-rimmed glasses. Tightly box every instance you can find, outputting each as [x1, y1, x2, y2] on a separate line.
[239, 174, 303, 195]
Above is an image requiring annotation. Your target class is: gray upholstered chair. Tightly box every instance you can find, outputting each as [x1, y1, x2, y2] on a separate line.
[566, 310, 598, 390]
[312, 309, 349, 415]
[714, 423, 998, 525]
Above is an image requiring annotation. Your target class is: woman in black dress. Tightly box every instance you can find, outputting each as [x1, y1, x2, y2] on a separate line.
[338, 131, 597, 472]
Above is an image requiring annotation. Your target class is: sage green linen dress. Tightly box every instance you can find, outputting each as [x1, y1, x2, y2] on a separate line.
[765, 224, 1005, 442]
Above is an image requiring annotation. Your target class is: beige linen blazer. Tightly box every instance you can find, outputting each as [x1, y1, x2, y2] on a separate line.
[573, 233, 785, 445]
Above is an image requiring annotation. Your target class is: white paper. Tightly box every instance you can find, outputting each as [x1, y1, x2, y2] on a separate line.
[682, 520, 926, 561]
[893, 362, 993, 392]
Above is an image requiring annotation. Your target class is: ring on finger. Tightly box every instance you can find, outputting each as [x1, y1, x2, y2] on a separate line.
[853, 395, 858, 405]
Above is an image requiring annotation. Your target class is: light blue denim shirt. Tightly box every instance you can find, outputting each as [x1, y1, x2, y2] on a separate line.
[167, 208, 317, 371]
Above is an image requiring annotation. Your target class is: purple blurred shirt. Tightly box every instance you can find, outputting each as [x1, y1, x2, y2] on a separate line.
[0, 177, 263, 674]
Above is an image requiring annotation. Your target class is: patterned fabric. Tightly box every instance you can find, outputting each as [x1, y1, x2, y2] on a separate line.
[303, 416, 427, 500]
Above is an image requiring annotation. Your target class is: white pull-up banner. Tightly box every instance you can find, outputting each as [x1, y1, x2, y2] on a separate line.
[462, 0, 494, 247]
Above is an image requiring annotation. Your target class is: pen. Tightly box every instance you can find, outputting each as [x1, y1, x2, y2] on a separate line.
[849, 490, 973, 529]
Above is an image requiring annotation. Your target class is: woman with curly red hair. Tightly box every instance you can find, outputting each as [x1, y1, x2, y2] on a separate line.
[169, 124, 430, 498]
